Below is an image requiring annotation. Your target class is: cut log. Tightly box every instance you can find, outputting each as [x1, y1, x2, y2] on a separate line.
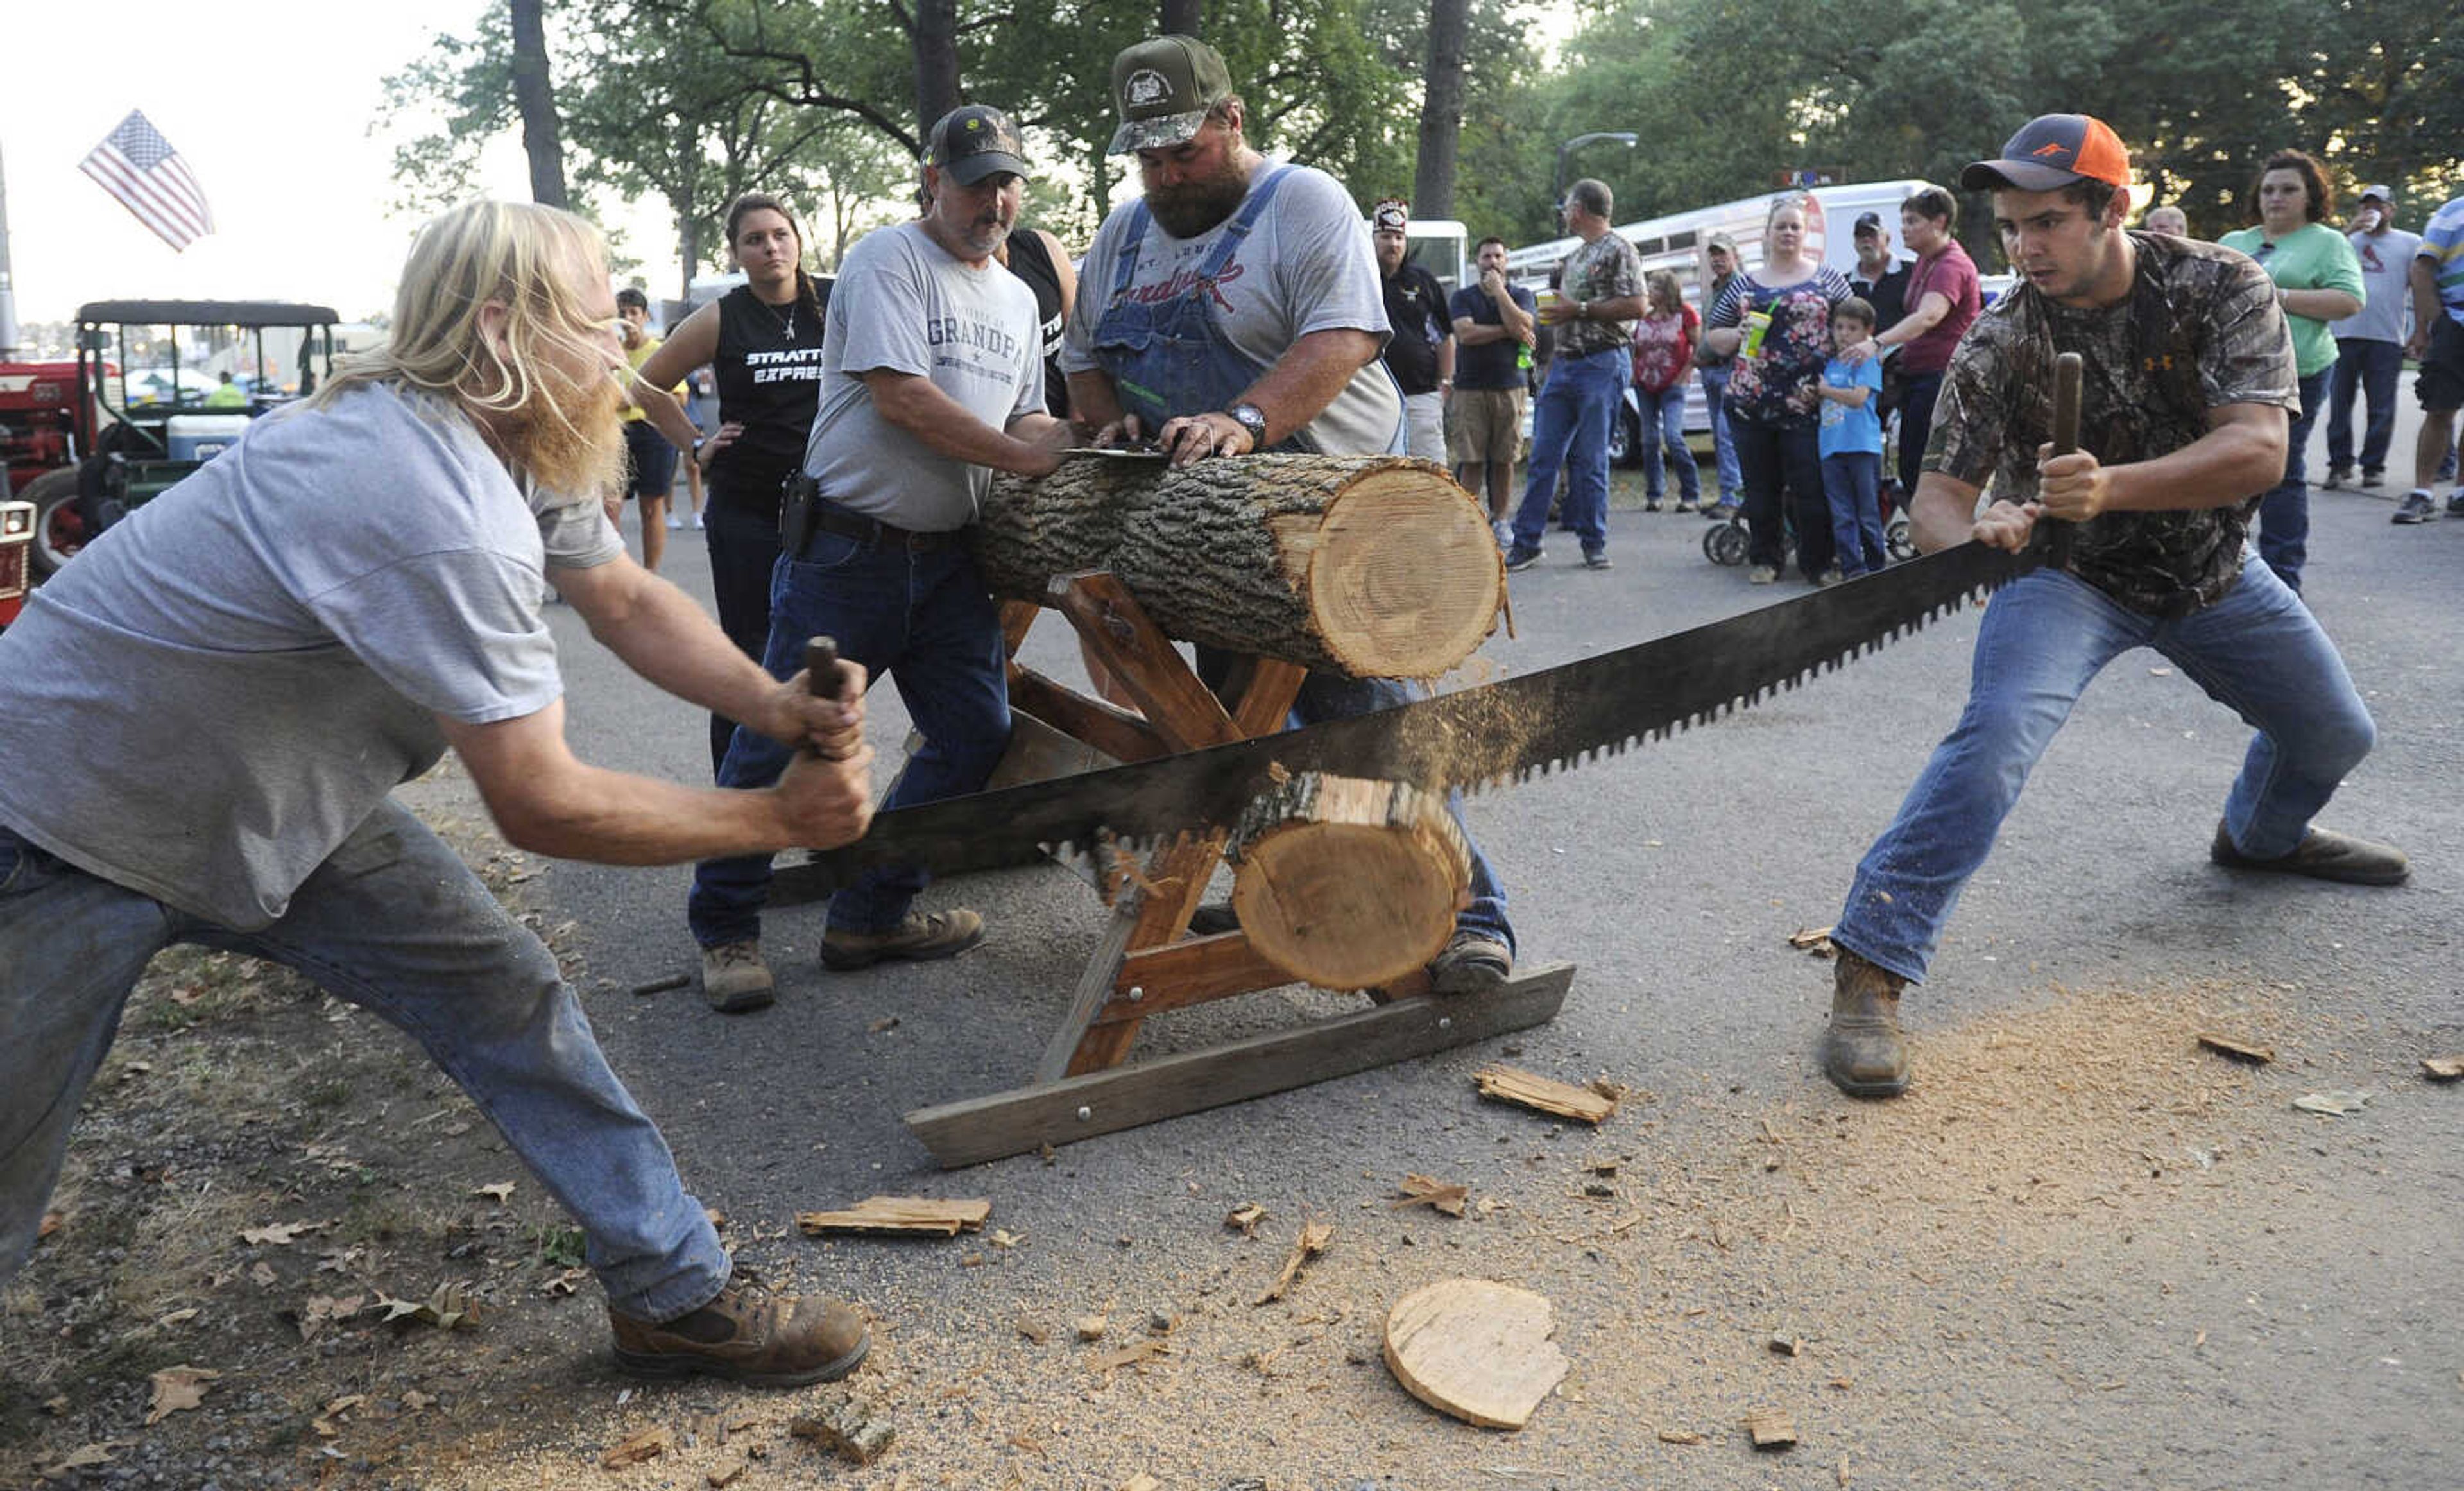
[1382, 1278, 1568, 1430]
[1229, 772, 1470, 991]
[977, 454, 1503, 679]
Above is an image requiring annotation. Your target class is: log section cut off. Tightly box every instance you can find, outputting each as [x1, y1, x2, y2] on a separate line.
[1229, 773, 1471, 990]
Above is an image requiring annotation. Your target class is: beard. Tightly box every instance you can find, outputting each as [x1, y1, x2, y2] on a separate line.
[1147, 162, 1252, 239]
[506, 365, 628, 501]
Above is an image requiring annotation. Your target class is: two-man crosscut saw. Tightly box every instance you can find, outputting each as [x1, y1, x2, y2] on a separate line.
[780, 355, 2085, 899]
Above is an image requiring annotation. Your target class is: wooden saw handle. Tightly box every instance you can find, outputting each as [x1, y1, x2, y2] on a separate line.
[802, 635, 851, 759]
[2051, 351, 2083, 456]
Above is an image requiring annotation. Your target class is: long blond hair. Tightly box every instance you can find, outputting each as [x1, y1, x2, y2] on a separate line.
[309, 201, 611, 444]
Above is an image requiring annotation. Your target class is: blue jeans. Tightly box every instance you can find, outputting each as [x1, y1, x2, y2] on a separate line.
[2325, 338, 2402, 475]
[0, 805, 728, 1320]
[689, 528, 1010, 944]
[1820, 451, 1887, 576]
[1638, 384, 1699, 503]
[702, 496, 785, 772]
[1510, 348, 1623, 558]
[2257, 366, 2330, 594]
[1833, 558, 2375, 985]
[1698, 366, 1741, 497]
[1733, 413, 1830, 578]
[1192, 648, 1514, 953]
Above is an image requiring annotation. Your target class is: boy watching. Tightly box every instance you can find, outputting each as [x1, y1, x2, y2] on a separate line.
[1816, 296, 1889, 579]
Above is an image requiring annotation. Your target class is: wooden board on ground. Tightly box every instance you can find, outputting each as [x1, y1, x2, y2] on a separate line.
[793, 1196, 991, 1237]
[2196, 1031, 2275, 1065]
[1382, 1278, 1568, 1430]
[1474, 1064, 1619, 1125]
[1743, 1408, 1799, 1449]
[904, 963, 1575, 1168]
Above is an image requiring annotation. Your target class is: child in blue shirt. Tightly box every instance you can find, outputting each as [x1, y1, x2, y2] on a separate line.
[1815, 297, 1888, 580]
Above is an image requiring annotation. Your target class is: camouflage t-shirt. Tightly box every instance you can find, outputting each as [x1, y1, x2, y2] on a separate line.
[1553, 231, 1646, 358]
[1924, 232, 2298, 614]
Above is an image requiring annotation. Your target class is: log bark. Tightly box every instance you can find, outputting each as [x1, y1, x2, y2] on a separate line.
[976, 454, 1502, 679]
[1229, 772, 1469, 990]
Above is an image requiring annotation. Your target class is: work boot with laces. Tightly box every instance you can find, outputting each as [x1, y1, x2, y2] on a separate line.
[821, 909, 985, 971]
[1824, 949, 1910, 1098]
[699, 941, 774, 1013]
[610, 1279, 869, 1386]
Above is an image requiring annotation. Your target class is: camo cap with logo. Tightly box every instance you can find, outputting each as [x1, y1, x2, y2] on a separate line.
[1961, 113, 2131, 193]
[928, 103, 1031, 186]
[1106, 34, 1233, 155]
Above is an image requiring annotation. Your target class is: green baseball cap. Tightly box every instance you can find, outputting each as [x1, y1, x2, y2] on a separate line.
[1106, 34, 1232, 155]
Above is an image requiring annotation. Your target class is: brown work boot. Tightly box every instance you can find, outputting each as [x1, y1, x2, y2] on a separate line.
[821, 909, 985, 971]
[1823, 949, 1910, 1099]
[610, 1279, 869, 1386]
[699, 940, 774, 1013]
[2209, 819, 2409, 886]
[1428, 931, 1513, 996]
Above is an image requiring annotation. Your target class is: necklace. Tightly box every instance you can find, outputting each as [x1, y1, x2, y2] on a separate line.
[759, 291, 797, 340]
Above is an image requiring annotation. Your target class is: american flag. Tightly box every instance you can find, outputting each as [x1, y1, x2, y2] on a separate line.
[80, 110, 215, 252]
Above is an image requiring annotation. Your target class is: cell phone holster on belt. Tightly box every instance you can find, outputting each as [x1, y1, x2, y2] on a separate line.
[778, 473, 820, 558]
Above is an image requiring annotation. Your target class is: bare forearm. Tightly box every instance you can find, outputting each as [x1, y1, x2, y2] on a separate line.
[635, 383, 702, 454]
[2097, 414, 2285, 513]
[1878, 293, 1951, 348]
[2280, 288, 2361, 320]
[1455, 322, 1511, 347]
[870, 374, 1061, 474]
[1437, 338, 1456, 385]
[481, 759, 802, 863]
[1910, 473, 1985, 553]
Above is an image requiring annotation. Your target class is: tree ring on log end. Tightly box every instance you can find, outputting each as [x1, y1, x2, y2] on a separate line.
[1230, 772, 1471, 990]
[1310, 462, 1503, 678]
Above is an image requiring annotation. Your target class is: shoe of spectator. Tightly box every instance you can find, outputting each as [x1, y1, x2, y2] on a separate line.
[1428, 931, 1512, 995]
[2209, 819, 2408, 886]
[1491, 519, 1513, 549]
[1583, 551, 1613, 570]
[691, 512, 706, 530]
[1673, 499, 1698, 514]
[2391, 491, 2436, 524]
[1707, 499, 1741, 521]
[700, 941, 775, 1013]
[1815, 567, 1844, 587]
[2359, 469, 2384, 488]
[1748, 565, 1779, 584]
[821, 909, 985, 970]
[1504, 546, 1543, 572]
[1643, 497, 1663, 512]
[1824, 950, 1910, 1098]
[2447, 492, 2464, 516]
[2322, 466, 2350, 490]
[611, 1280, 869, 1386]
[666, 511, 685, 530]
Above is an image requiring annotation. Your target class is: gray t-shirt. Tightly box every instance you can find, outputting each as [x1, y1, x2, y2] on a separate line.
[1061, 157, 1402, 456]
[2329, 226, 2422, 344]
[805, 220, 1046, 531]
[0, 383, 620, 929]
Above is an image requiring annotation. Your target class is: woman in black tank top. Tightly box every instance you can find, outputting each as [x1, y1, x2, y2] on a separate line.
[998, 225, 1075, 418]
[637, 193, 830, 771]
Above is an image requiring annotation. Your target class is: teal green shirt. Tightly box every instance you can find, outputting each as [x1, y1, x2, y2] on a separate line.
[2218, 222, 2364, 376]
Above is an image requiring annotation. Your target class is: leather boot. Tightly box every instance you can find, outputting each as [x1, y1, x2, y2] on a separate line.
[610, 1280, 869, 1386]
[1824, 949, 1910, 1098]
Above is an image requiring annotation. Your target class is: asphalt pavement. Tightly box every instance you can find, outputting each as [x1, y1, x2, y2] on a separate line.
[532, 409, 2460, 1486]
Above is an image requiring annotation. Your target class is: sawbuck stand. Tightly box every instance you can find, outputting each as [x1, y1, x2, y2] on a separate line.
[875, 569, 1572, 1168]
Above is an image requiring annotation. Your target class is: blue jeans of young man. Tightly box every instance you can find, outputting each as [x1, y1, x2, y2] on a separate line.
[1820, 451, 1887, 577]
[1192, 647, 1515, 954]
[1832, 557, 2375, 985]
[2256, 366, 2330, 594]
[1510, 348, 1624, 559]
[702, 496, 785, 772]
[2325, 338, 2404, 477]
[1638, 384, 1700, 504]
[0, 805, 729, 1320]
[689, 526, 1009, 945]
[1698, 365, 1741, 499]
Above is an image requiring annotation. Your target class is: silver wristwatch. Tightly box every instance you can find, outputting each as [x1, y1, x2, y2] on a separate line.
[1227, 403, 1269, 444]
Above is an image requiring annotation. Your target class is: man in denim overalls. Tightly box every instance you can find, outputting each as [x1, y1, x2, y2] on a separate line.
[1061, 34, 1518, 992]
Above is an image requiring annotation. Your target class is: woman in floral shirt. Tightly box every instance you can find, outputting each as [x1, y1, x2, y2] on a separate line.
[1630, 270, 1702, 512]
[1704, 196, 1852, 582]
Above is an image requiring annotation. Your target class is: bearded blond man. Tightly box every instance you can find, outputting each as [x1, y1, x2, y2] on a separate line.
[0, 201, 885, 1385]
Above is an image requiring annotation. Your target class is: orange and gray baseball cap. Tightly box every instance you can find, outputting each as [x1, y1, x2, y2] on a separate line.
[929, 104, 1031, 185]
[1962, 114, 2131, 193]
[1107, 34, 1233, 154]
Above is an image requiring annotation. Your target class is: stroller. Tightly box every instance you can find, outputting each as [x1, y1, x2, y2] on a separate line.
[1702, 483, 1914, 567]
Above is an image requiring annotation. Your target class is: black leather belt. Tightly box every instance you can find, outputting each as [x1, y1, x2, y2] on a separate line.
[809, 499, 958, 552]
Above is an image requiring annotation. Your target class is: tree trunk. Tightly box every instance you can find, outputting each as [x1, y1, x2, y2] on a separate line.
[1412, 0, 1469, 221]
[509, 0, 569, 209]
[911, 0, 962, 136]
[1159, 0, 1204, 35]
[1230, 772, 1469, 990]
[975, 454, 1504, 680]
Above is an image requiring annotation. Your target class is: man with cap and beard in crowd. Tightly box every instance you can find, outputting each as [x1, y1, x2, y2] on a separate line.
[1372, 197, 1457, 464]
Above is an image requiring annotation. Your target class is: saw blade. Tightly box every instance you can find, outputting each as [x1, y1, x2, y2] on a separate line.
[774, 537, 2042, 898]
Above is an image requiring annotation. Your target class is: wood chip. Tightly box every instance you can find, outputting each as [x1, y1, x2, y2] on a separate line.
[1253, 1220, 1333, 1305]
[2196, 1032, 2275, 1065]
[629, 973, 691, 996]
[1016, 1318, 1051, 1345]
[787, 1396, 894, 1465]
[1769, 1332, 1803, 1357]
[794, 1196, 991, 1237]
[1787, 926, 1837, 957]
[2422, 1054, 2464, 1082]
[1390, 1173, 1469, 1216]
[1088, 1339, 1170, 1372]
[1224, 1202, 1268, 1236]
[707, 1460, 747, 1488]
[37, 1210, 63, 1241]
[1743, 1408, 1799, 1449]
[1120, 1476, 1164, 1491]
[1073, 1314, 1108, 1342]
[600, 1426, 673, 1469]
[1657, 1428, 1705, 1445]
[1475, 1065, 1617, 1125]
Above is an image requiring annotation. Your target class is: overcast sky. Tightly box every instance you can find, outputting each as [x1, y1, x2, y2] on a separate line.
[1, 0, 677, 328]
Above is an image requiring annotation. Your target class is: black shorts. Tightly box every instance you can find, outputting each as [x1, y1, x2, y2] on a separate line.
[2418, 315, 2464, 414]
[622, 420, 680, 497]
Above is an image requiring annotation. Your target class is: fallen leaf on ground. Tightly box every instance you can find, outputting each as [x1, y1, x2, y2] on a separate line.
[146, 1366, 220, 1425]
[471, 1182, 515, 1203]
[157, 1307, 200, 1327]
[248, 1261, 277, 1288]
[1390, 1174, 1469, 1216]
[44, 1443, 123, 1474]
[1254, 1220, 1334, 1306]
[601, 1426, 674, 1469]
[402, 1388, 436, 1413]
[295, 1293, 364, 1343]
[239, 1220, 325, 1246]
[2292, 1090, 2370, 1117]
[542, 1267, 591, 1297]
[375, 1282, 478, 1329]
[987, 1228, 1023, 1248]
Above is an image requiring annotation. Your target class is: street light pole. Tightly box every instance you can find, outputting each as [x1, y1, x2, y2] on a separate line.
[1553, 132, 1639, 221]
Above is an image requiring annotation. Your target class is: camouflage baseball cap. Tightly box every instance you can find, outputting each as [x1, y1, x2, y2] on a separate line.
[928, 104, 1031, 186]
[1106, 34, 1232, 155]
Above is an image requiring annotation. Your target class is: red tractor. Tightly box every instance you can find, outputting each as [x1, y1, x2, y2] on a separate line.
[0, 300, 338, 578]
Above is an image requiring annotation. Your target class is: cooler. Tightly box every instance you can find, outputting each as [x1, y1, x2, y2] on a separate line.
[167, 413, 252, 463]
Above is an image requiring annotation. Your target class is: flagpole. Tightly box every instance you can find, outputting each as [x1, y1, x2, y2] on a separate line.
[0, 139, 22, 357]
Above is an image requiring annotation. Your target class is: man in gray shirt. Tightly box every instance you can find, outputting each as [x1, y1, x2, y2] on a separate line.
[0, 201, 883, 1386]
[2322, 184, 2422, 494]
[688, 105, 1072, 1005]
